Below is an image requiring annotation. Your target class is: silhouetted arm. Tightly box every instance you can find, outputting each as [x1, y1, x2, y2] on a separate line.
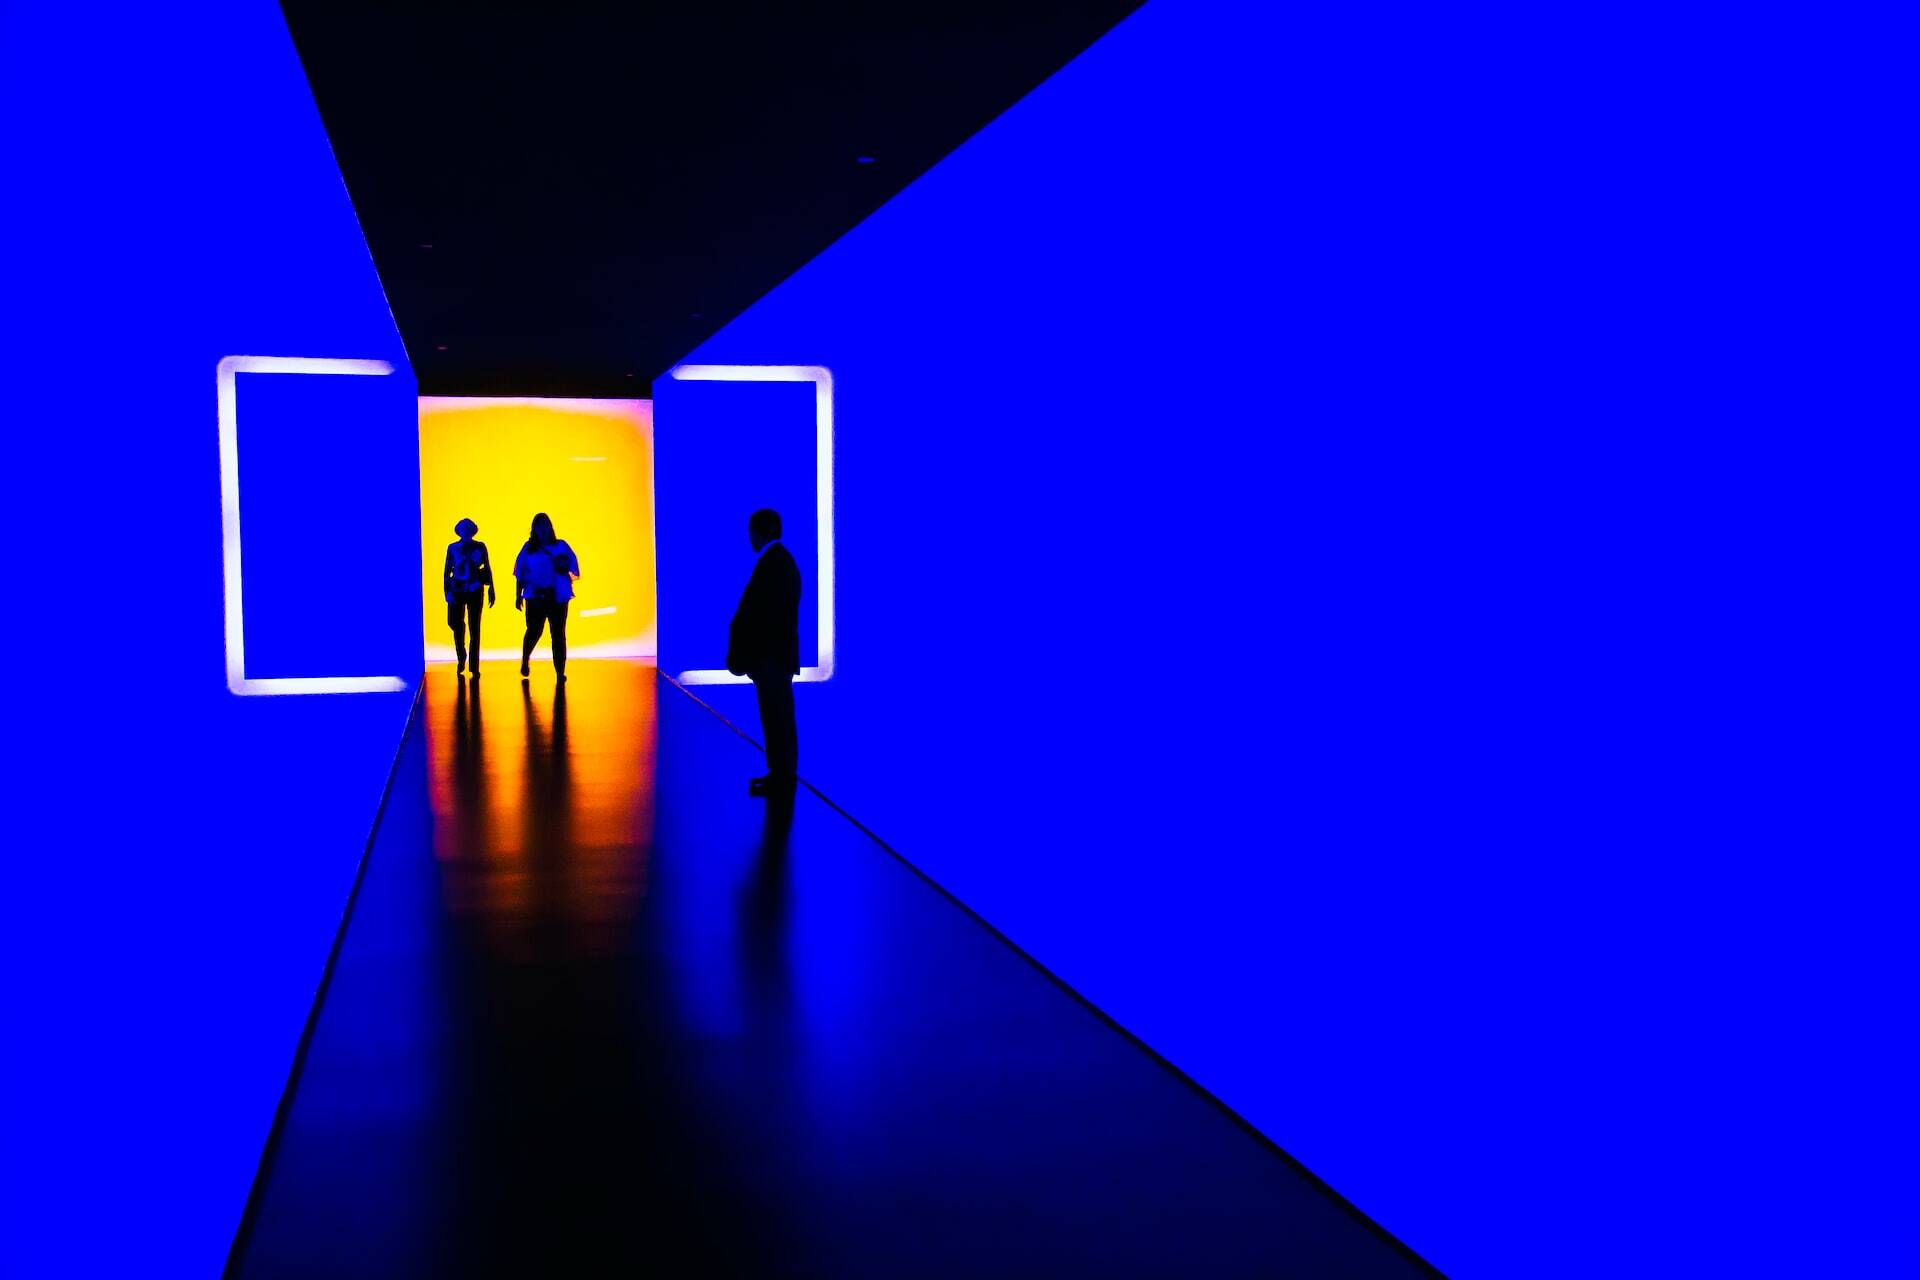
[480, 543, 496, 605]
[727, 561, 768, 677]
[442, 545, 455, 603]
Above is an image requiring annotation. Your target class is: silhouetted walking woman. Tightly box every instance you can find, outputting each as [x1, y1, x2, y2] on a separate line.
[514, 512, 581, 682]
[443, 517, 495, 676]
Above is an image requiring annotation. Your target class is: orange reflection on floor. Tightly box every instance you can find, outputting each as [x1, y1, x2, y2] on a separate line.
[424, 661, 658, 960]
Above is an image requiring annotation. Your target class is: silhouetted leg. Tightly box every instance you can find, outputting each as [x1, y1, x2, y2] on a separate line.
[465, 595, 483, 668]
[447, 599, 467, 671]
[522, 602, 546, 670]
[755, 675, 797, 781]
[549, 601, 569, 677]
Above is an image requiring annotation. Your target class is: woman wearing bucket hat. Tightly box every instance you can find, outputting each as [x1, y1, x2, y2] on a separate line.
[443, 517, 496, 676]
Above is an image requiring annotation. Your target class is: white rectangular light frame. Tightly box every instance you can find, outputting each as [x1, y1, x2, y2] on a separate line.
[217, 355, 408, 696]
[667, 363, 835, 684]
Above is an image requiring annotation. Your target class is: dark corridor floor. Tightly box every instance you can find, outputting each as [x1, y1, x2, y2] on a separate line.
[230, 662, 1433, 1278]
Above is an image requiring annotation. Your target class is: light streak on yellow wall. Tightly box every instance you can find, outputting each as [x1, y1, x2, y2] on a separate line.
[419, 397, 655, 662]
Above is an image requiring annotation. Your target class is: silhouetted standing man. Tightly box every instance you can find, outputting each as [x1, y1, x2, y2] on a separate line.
[728, 509, 801, 795]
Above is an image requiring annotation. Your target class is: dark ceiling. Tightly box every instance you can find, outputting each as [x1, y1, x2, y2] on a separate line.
[281, 1, 1142, 397]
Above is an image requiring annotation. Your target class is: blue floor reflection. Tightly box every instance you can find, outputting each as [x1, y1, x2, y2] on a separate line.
[233, 662, 1432, 1277]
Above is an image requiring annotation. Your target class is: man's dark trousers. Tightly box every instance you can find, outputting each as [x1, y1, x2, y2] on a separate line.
[447, 593, 483, 667]
[753, 673, 798, 782]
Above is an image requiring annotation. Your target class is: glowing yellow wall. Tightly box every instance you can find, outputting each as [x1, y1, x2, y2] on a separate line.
[419, 397, 655, 662]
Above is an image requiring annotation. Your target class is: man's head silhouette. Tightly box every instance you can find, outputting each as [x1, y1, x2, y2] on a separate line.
[749, 508, 781, 552]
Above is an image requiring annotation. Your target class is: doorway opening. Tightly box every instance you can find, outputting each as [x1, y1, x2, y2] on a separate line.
[418, 397, 656, 664]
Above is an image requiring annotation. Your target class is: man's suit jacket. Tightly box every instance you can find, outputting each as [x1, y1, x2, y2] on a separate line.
[727, 542, 802, 678]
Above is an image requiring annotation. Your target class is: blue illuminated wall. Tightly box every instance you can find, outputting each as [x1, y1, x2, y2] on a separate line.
[2, 3, 421, 1274]
[657, 4, 1905, 1275]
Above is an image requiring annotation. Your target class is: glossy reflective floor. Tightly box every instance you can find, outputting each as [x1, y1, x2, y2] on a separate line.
[232, 662, 1433, 1278]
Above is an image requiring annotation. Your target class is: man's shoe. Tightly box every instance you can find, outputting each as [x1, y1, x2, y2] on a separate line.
[519, 659, 530, 678]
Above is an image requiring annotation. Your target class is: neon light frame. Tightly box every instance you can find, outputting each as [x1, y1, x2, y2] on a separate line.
[667, 363, 835, 685]
[217, 355, 408, 696]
